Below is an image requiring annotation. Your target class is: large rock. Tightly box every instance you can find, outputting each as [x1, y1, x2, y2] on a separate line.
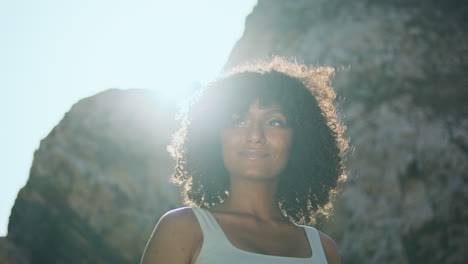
[0, 237, 29, 264]
[227, 0, 468, 263]
[6, 89, 181, 263]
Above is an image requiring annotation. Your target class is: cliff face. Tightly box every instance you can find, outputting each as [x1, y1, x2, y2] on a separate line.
[227, 0, 468, 263]
[0, 237, 29, 264]
[4, 89, 181, 263]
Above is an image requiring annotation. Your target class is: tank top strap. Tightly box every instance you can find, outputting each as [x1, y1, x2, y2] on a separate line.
[191, 207, 226, 241]
[303, 225, 328, 262]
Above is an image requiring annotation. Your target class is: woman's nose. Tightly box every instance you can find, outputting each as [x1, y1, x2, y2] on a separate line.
[246, 122, 266, 145]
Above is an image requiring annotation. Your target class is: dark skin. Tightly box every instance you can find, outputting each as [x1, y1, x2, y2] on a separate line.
[141, 102, 341, 264]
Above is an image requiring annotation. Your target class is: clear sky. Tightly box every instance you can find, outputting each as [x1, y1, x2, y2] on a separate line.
[0, 0, 256, 236]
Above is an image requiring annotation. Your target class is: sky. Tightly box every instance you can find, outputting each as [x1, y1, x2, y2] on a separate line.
[0, 0, 256, 236]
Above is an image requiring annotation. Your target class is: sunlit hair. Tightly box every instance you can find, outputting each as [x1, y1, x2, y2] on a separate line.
[168, 57, 348, 224]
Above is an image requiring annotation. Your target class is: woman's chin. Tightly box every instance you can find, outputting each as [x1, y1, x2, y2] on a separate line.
[235, 172, 280, 182]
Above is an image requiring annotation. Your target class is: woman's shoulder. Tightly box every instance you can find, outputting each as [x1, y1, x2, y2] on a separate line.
[156, 207, 203, 236]
[141, 207, 202, 264]
[159, 207, 199, 224]
[300, 226, 340, 264]
[316, 229, 341, 264]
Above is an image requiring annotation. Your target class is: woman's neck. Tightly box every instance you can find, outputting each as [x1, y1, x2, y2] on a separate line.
[215, 178, 285, 222]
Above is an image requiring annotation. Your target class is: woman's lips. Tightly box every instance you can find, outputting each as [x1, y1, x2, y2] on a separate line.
[239, 151, 270, 160]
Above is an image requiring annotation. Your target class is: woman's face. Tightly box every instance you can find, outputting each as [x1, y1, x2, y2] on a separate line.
[221, 101, 293, 181]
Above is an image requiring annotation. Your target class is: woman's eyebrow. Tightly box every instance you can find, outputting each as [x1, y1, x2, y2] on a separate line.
[263, 109, 286, 116]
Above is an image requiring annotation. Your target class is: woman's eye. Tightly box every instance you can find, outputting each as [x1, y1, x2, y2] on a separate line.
[235, 119, 248, 126]
[268, 120, 285, 127]
[231, 115, 248, 126]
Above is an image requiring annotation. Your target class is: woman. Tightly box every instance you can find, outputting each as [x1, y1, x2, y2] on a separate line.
[141, 57, 348, 264]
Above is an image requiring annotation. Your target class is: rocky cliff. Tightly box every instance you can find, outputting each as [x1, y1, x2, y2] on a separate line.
[227, 0, 468, 263]
[2, 89, 181, 263]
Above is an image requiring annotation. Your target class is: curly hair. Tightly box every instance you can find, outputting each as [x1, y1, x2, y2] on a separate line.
[168, 57, 348, 224]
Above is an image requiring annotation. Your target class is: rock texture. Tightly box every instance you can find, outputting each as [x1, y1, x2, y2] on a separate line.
[227, 0, 468, 263]
[0, 237, 29, 264]
[4, 89, 181, 263]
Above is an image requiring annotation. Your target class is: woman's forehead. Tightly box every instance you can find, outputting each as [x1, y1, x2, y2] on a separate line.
[248, 101, 284, 112]
[232, 99, 286, 115]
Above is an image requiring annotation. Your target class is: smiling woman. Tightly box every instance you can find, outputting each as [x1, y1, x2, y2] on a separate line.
[141, 57, 348, 264]
[222, 102, 293, 181]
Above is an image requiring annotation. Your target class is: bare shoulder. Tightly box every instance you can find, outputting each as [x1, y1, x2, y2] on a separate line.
[141, 207, 202, 264]
[156, 207, 200, 231]
[318, 230, 341, 264]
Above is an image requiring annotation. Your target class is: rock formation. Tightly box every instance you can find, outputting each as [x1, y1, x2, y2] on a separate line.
[3, 89, 181, 263]
[0, 237, 29, 264]
[227, 0, 468, 263]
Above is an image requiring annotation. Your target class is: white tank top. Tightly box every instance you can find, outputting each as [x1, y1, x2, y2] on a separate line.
[191, 207, 328, 264]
